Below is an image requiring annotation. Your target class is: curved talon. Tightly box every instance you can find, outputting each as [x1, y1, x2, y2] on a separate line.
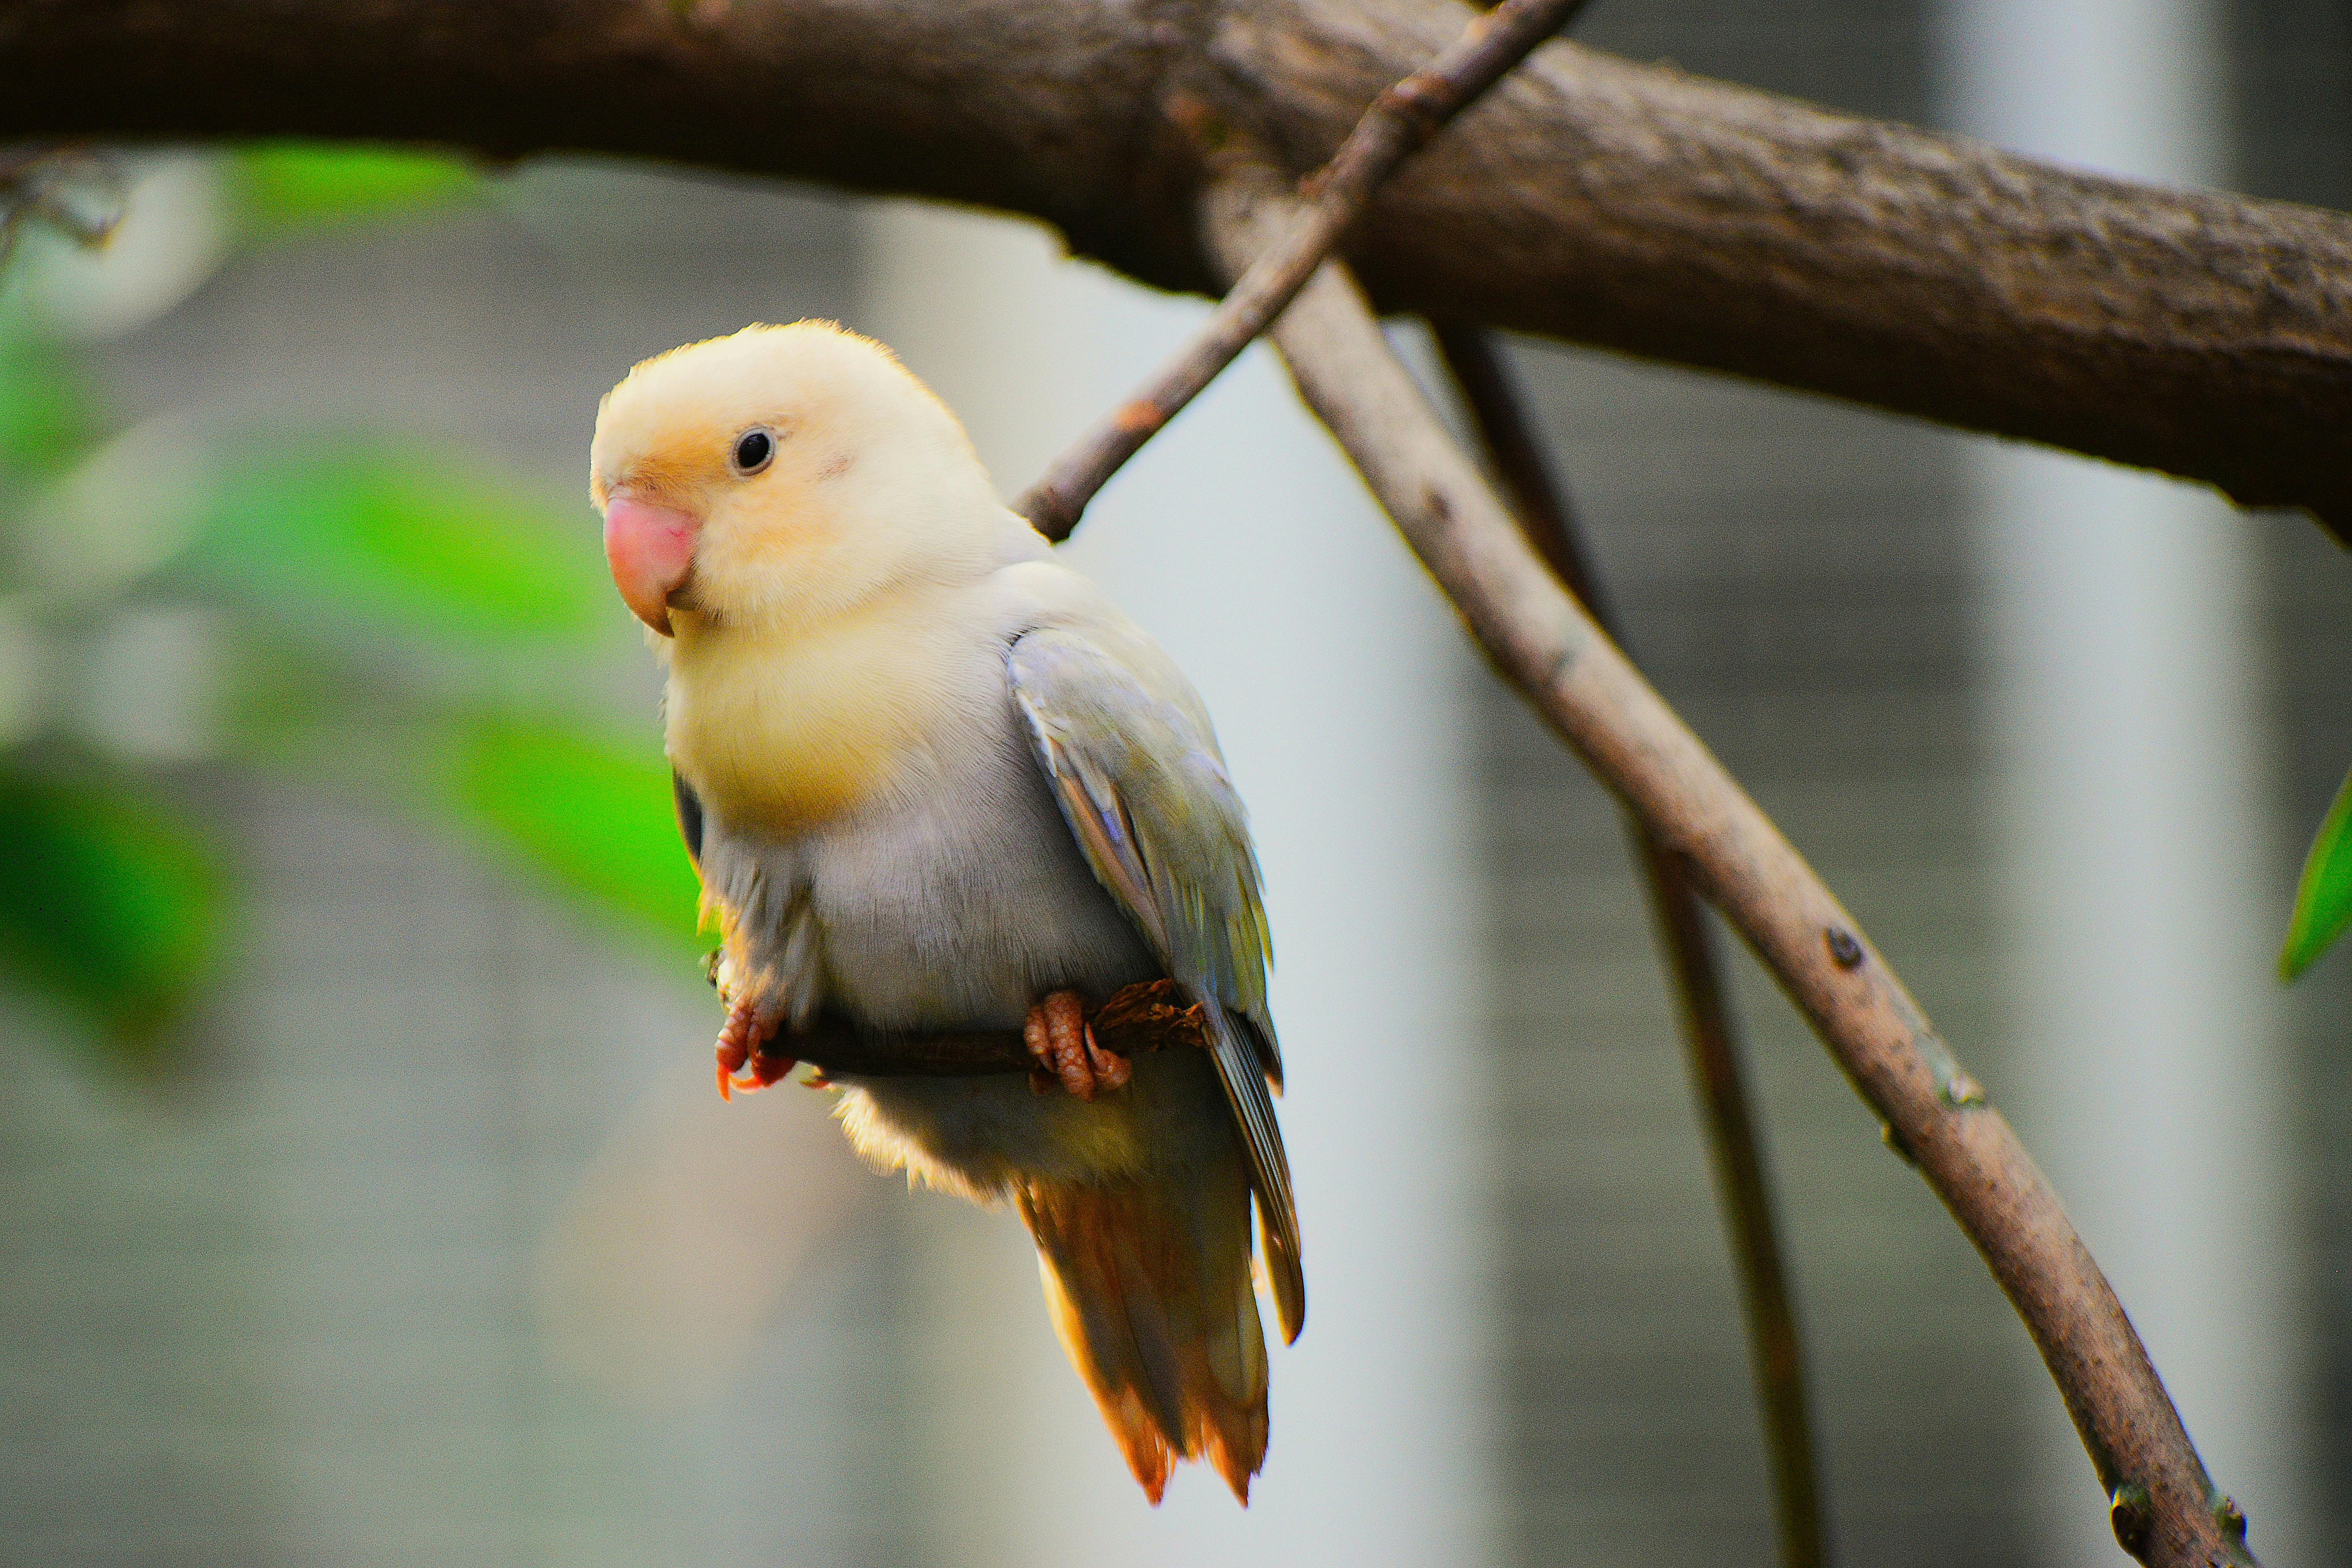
[716, 1029, 750, 1102]
[715, 997, 792, 1101]
[731, 1048, 797, 1098]
[1085, 1022, 1131, 1091]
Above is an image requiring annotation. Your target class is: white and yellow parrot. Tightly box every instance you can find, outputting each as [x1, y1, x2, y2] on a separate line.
[588, 321, 1304, 1503]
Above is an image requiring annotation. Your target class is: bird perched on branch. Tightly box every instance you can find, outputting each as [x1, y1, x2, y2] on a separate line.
[589, 321, 1304, 1503]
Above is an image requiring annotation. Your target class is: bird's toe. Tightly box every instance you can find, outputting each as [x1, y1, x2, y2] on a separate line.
[1026, 989, 1104, 1099]
[715, 996, 793, 1100]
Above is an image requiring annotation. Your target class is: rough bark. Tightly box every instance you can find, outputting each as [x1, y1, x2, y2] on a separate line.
[0, 0, 2346, 537]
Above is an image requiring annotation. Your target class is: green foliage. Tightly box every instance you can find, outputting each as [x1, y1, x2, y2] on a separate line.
[454, 715, 702, 953]
[232, 143, 479, 228]
[0, 148, 713, 1077]
[0, 773, 225, 1056]
[2281, 762, 2352, 980]
[0, 337, 96, 474]
[192, 447, 608, 645]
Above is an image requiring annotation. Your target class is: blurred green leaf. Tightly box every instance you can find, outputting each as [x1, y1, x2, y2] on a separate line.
[2282, 762, 2352, 980]
[194, 446, 608, 645]
[0, 336, 97, 474]
[455, 715, 701, 951]
[233, 143, 479, 227]
[0, 771, 226, 1056]
[215, 626, 377, 761]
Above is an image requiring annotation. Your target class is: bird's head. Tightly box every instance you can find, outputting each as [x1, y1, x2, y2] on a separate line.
[588, 321, 1022, 637]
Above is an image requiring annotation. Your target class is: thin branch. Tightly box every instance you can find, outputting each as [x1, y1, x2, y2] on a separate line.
[1434, 322, 1827, 1568]
[759, 980, 1207, 1080]
[1202, 169, 2253, 1568]
[1013, 0, 1593, 540]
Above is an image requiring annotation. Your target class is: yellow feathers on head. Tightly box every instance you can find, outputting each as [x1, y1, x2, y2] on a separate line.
[588, 320, 1021, 632]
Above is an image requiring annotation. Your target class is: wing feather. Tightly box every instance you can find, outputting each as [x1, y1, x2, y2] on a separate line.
[1009, 627, 1304, 1342]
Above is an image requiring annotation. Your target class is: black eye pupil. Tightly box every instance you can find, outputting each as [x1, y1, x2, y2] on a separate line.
[735, 430, 773, 471]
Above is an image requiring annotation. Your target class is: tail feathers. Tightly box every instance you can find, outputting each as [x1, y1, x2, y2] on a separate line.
[1018, 1175, 1270, 1504]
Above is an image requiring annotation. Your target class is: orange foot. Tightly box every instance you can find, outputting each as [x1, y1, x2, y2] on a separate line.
[715, 997, 795, 1100]
[1024, 989, 1131, 1100]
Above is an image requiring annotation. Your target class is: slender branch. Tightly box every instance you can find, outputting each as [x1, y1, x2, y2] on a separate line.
[1013, 0, 1593, 539]
[1202, 169, 2253, 1568]
[1434, 323, 1826, 1568]
[7, 1, 2342, 537]
[761, 979, 1206, 1079]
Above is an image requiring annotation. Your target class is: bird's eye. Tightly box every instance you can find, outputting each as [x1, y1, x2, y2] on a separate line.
[731, 427, 776, 475]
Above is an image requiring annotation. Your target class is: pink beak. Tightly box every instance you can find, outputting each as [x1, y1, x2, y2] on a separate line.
[603, 495, 701, 636]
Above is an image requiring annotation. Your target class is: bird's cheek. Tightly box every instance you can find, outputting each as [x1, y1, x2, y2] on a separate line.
[603, 497, 702, 636]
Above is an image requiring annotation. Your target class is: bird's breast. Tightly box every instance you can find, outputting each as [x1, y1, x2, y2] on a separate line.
[672, 578, 1160, 1032]
[800, 710, 1158, 1031]
[664, 589, 976, 835]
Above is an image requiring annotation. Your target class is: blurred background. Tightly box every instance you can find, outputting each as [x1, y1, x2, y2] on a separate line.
[2, 0, 2347, 1564]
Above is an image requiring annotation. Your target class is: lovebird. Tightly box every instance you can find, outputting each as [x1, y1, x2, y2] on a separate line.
[589, 321, 1305, 1503]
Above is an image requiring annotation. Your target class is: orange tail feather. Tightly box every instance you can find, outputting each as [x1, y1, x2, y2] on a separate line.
[1018, 1166, 1270, 1504]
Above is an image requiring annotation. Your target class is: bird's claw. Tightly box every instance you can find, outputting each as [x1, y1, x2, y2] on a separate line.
[1024, 989, 1130, 1100]
[715, 996, 795, 1100]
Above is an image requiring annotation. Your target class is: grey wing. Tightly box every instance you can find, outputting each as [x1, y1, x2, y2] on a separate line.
[1007, 626, 1305, 1343]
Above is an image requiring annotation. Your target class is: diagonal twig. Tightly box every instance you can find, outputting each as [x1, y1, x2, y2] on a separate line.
[1013, 0, 1594, 541]
[1434, 322, 1827, 1568]
[1200, 167, 2252, 1568]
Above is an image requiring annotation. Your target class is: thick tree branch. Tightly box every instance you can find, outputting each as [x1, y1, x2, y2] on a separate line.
[1016, 0, 1592, 537]
[0, 0, 2345, 537]
[1202, 171, 2252, 1568]
[1436, 322, 1826, 1568]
